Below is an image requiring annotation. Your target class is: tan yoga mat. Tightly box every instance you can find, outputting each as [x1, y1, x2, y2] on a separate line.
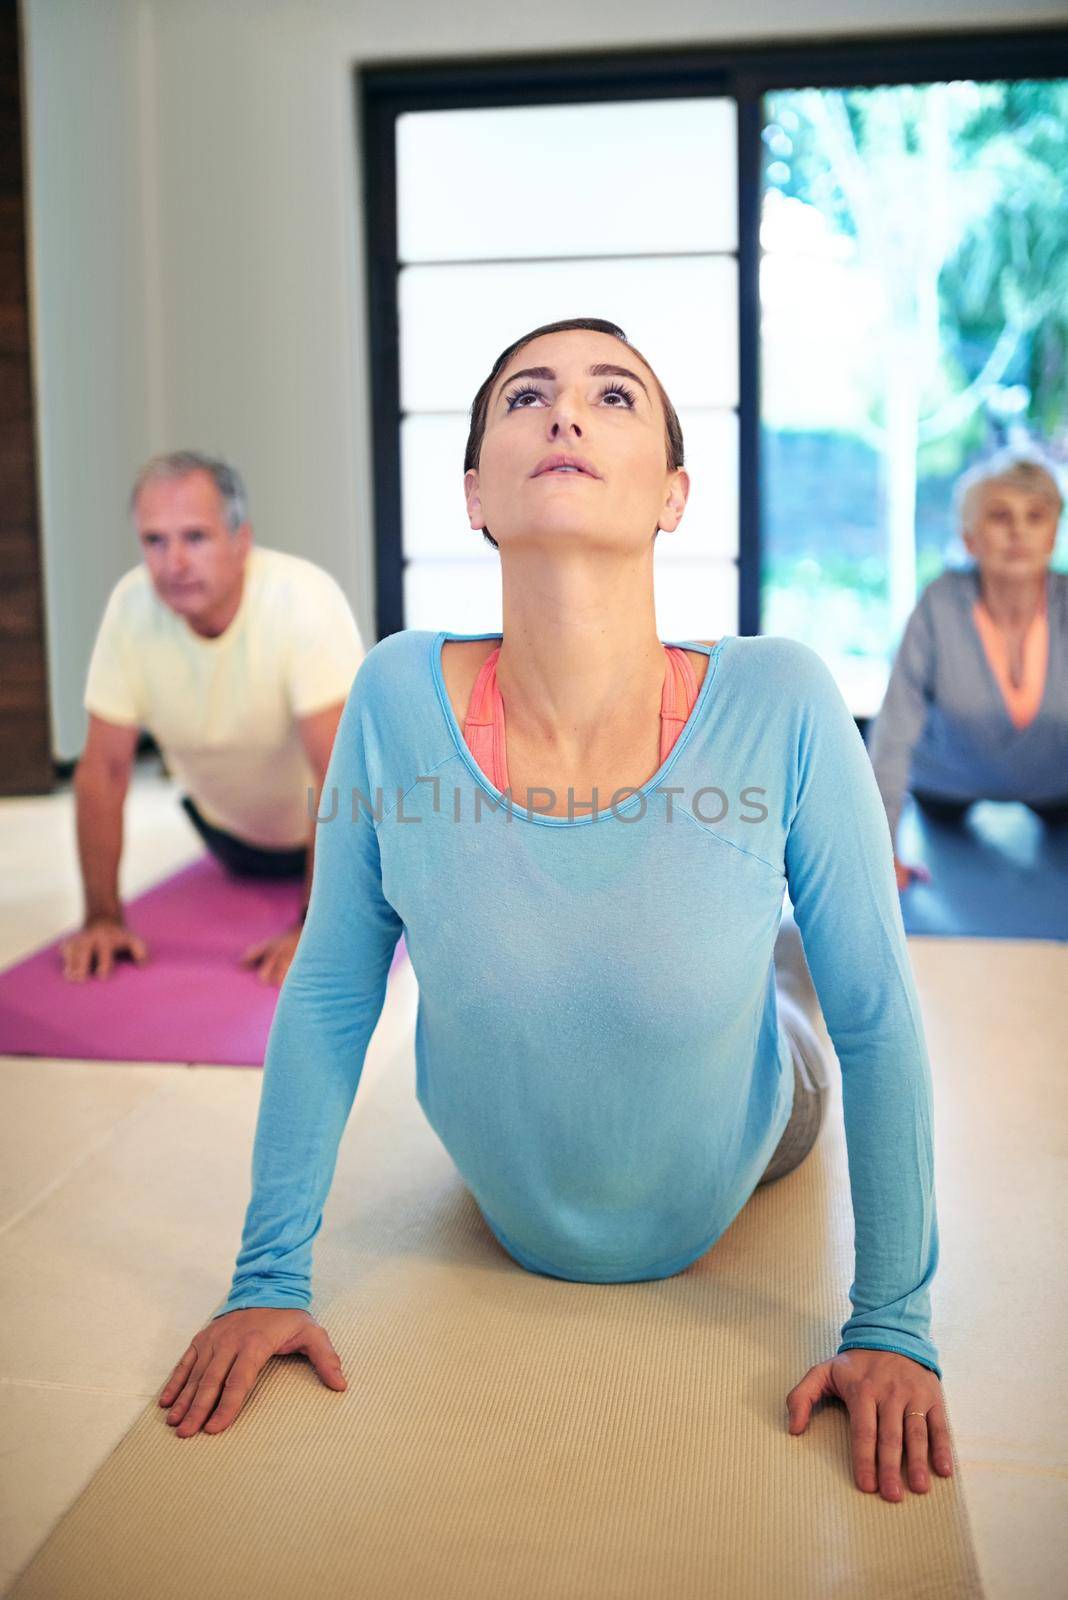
[10, 1019, 984, 1599]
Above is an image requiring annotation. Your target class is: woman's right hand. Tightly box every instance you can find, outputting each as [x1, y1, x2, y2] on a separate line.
[159, 1307, 347, 1437]
[61, 916, 148, 981]
[894, 855, 932, 892]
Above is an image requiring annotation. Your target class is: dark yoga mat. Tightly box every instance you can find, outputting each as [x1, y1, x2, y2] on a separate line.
[0, 856, 407, 1065]
[897, 796, 1068, 940]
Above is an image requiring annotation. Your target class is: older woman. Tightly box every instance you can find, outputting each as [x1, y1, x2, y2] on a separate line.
[867, 451, 1068, 890]
[160, 318, 951, 1507]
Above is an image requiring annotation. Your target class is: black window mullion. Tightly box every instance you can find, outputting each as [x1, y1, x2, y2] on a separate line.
[361, 87, 405, 640]
[736, 82, 763, 640]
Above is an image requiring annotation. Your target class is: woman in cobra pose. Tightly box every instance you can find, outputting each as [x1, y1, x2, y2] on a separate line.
[160, 317, 953, 1507]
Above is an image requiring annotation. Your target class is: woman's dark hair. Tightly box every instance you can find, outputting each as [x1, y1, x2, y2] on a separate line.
[464, 317, 685, 551]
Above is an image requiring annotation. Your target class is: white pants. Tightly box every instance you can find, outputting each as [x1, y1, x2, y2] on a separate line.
[756, 905, 834, 1186]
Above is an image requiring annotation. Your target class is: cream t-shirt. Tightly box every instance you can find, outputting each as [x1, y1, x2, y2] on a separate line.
[84, 546, 364, 848]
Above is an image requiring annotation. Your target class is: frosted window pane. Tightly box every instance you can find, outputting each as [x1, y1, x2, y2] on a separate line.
[401, 416, 473, 559]
[654, 559, 738, 641]
[401, 410, 737, 562]
[404, 559, 503, 634]
[397, 99, 737, 262]
[399, 257, 738, 413]
[403, 556, 736, 642]
[667, 410, 738, 562]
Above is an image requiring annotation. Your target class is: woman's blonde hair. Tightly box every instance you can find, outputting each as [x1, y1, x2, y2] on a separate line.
[953, 447, 1064, 538]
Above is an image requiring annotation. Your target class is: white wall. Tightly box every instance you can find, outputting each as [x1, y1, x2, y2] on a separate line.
[23, 0, 157, 761]
[22, 0, 1066, 759]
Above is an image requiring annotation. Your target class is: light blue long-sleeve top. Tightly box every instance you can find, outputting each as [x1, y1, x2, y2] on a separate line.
[215, 629, 943, 1379]
[866, 566, 1068, 842]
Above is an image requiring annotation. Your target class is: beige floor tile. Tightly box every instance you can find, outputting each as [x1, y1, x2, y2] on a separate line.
[952, 1463, 1068, 1600]
[0, 1066, 265, 1395]
[0, 1381, 148, 1597]
[0, 974, 416, 1398]
[910, 937, 1068, 1475]
[0, 1061, 184, 1231]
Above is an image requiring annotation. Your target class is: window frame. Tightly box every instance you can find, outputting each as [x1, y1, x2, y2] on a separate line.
[359, 27, 1068, 645]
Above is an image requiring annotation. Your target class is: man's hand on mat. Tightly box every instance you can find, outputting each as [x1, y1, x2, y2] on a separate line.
[240, 926, 302, 986]
[159, 1308, 346, 1437]
[786, 1349, 953, 1502]
[60, 916, 149, 981]
[893, 855, 932, 892]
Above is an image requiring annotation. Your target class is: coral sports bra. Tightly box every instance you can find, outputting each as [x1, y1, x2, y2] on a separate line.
[462, 644, 701, 792]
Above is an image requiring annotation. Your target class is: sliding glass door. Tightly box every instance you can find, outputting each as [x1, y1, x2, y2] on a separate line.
[759, 78, 1068, 715]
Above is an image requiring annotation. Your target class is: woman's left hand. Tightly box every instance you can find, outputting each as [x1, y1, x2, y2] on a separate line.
[785, 1349, 954, 1501]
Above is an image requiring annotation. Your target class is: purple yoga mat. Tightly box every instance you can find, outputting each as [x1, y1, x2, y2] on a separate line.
[0, 856, 407, 1066]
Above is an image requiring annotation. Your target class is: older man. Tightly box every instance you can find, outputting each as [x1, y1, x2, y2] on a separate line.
[62, 451, 364, 985]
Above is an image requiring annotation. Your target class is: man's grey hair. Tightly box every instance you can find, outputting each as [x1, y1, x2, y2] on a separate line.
[953, 446, 1064, 537]
[128, 450, 249, 533]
